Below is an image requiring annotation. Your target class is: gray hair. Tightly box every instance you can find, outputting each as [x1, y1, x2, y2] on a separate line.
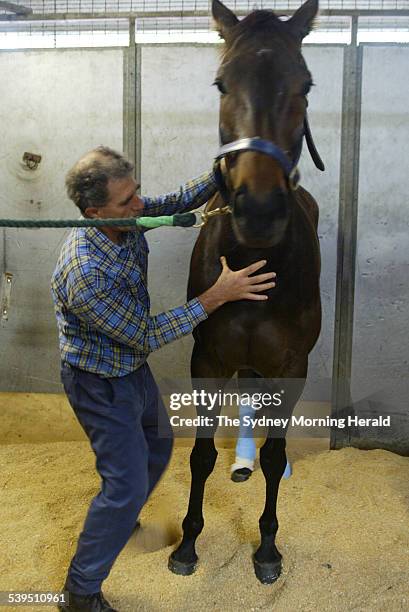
[65, 145, 134, 213]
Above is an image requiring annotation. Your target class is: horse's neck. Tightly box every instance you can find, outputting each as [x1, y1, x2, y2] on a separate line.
[190, 191, 319, 306]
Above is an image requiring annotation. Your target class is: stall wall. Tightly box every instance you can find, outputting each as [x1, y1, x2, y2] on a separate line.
[0, 48, 124, 391]
[142, 44, 343, 398]
[0, 44, 342, 393]
[3, 42, 406, 416]
[351, 45, 409, 452]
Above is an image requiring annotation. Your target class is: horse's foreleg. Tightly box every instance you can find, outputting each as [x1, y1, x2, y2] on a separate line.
[253, 436, 287, 584]
[253, 368, 307, 584]
[169, 344, 232, 576]
[168, 435, 218, 575]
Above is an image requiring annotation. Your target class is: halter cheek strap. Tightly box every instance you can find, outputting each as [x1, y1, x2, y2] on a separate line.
[213, 158, 231, 205]
[304, 115, 325, 171]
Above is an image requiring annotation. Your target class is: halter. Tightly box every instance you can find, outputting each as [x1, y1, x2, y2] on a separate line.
[213, 113, 325, 206]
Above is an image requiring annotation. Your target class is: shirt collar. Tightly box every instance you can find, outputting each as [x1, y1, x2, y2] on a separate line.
[84, 226, 128, 258]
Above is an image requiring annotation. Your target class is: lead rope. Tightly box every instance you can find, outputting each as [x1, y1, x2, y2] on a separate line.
[0, 213, 196, 230]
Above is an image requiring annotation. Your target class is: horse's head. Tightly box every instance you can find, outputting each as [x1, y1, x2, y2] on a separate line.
[212, 0, 320, 248]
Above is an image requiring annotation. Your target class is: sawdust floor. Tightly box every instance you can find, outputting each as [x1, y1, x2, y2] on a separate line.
[1, 440, 409, 612]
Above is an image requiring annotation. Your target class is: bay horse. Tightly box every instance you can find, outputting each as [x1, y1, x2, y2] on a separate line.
[169, 0, 324, 584]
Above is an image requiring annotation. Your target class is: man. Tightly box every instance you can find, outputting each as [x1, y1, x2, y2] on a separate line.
[51, 146, 276, 612]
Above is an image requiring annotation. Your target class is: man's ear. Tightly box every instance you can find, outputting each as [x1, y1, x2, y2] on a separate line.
[212, 0, 239, 42]
[84, 207, 100, 219]
[288, 0, 319, 42]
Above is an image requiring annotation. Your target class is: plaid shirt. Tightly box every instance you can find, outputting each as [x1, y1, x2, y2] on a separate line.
[51, 171, 217, 377]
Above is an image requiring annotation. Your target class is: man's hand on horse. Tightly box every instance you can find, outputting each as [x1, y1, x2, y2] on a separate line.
[198, 257, 276, 314]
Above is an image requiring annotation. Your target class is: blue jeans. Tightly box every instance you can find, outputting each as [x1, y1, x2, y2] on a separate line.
[61, 361, 173, 595]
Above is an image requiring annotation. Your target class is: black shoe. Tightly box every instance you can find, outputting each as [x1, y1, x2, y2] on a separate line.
[231, 467, 253, 483]
[58, 590, 117, 612]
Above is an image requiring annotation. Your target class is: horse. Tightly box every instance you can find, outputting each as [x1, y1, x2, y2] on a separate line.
[168, 0, 324, 584]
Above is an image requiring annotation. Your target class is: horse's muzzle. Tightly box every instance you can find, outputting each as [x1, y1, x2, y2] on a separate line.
[232, 187, 291, 248]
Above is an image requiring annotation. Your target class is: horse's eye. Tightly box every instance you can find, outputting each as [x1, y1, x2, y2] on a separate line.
[213, 79, 227, 95]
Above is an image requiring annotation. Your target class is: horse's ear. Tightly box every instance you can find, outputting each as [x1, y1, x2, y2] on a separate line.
[212, 0, 239, 42]
[288, 0, 319, 41]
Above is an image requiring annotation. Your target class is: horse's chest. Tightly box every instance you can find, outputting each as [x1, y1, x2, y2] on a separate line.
[200, 300, 313, 349]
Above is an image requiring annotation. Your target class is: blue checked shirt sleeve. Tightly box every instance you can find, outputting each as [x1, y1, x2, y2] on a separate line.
[141, 170, 218, 217]
[66, 268, 207, 353]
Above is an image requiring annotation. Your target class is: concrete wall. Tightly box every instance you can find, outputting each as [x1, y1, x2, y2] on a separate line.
[0, 48, 124, 391]
[1, 42, 407, 424]
[350, 46, 409, 452]
[141, 45, 220, 380]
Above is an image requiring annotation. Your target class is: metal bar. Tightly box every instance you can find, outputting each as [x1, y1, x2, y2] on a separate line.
[1, 229, 5, 267]
[351, 14, 358, 47]
[123, 18, 136, 169]
[135, 41, 141, 188]
[0, 229, 6, 289]
[1, 9, 409, 23]
[331, 18, 363, 450]
[324, 10, 409, 17]
[123, 18, 141, 184]
[1, 228, 7, 314]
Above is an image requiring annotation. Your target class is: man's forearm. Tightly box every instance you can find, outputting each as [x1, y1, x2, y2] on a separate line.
[197, 286, 226, 315]
[141, 170, 217, 217]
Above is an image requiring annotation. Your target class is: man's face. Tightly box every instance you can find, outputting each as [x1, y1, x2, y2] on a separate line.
[85, 174, 144, 243]
[103, 175, 144, 220]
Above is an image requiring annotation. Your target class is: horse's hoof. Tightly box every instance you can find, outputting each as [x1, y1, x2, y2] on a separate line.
[168, 552, 197, 576]
[231, 467, 252, 482]
[253, 555, 282, 584]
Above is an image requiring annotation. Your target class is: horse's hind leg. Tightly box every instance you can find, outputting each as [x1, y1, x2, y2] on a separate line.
[168, 345, 233, 576]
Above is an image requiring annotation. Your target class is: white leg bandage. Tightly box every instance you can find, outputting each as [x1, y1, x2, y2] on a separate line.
[231, 456, 255, 473]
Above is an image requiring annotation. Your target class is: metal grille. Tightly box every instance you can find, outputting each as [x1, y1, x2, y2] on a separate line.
[1, 1, 408, 48]
[1, 1, 409, 12]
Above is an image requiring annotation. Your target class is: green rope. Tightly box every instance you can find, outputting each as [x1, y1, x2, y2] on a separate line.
[0, 213, 197, 229]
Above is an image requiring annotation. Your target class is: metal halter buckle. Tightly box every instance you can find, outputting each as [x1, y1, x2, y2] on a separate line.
[288, 166, 300, 191]
[193, 206, 232, 228]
